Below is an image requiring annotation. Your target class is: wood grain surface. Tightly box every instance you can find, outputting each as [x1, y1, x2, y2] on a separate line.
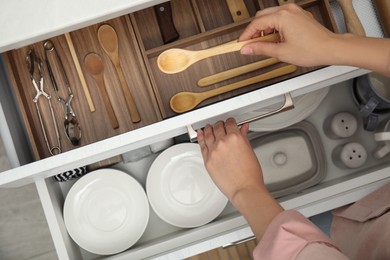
[4, 16, 160, 162]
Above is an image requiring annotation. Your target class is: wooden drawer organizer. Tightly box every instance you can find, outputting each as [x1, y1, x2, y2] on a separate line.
[4, 0, 337, 163]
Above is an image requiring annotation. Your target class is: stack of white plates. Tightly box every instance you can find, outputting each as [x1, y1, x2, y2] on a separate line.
[63, 169, 149, 255]
[146, 143, 228, 228]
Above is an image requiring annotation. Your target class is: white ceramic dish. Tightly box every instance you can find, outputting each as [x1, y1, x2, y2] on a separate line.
[249, 87, 329, 132]
[146, 143, 228, 228]
[63, 169, 149, 255]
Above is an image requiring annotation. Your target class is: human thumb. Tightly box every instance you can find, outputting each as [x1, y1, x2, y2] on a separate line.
[240, 42, 278, 58]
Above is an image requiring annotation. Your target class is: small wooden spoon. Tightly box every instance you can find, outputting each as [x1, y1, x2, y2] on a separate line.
[170, 64, 297, 113]
[84, 53, 119, 129]
[98, 24, 141, 123]
[157, 33, 280, 74]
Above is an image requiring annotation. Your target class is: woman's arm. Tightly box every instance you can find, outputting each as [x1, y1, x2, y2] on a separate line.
[239, 4, 390, 76]
[197, 118, 283, 239]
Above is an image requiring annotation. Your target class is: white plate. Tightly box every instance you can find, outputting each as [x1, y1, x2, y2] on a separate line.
[63, 169, 149, 255]
[146, 143, 228, 228]
[249, 87, 329, 132]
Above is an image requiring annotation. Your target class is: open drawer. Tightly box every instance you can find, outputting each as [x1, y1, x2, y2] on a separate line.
[34, 80, 390, 260]
[3, 0, 338, 163]
[0, 0, 389, 259]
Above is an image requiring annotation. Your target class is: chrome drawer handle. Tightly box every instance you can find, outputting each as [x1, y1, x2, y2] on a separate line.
[187, 93, 294, 142]
[222, 235, 256, 249]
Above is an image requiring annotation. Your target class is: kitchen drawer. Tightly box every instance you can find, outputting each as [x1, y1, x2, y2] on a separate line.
[0, 0, 389, 259]
[3, 0, 338, 162]
[35, 81, 390, 260]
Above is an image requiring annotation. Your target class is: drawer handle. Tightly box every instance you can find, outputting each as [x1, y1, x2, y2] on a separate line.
[222, 235, 256, 249]
[187, 92, 294, 142]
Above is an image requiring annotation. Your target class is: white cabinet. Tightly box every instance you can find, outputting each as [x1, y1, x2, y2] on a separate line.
[1, 0, 390, 259]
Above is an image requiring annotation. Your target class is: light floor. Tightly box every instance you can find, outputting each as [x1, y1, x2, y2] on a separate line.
[0, 134, 57, 260]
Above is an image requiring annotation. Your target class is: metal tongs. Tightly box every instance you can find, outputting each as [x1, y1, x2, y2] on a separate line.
[43, 40, 81, 146]
[26, 49, 62, 155]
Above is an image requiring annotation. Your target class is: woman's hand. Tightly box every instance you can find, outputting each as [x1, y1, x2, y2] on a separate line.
[197, 118, 283, 239]
[197, 118, 265, 204]
[239, 3, 337, 67]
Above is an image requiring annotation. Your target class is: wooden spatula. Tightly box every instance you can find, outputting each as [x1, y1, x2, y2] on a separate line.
[225, 0, 250, 22]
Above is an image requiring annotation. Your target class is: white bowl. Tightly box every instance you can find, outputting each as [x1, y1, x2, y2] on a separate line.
[63, 169, 149, 255]
[146, 143, 228, 228]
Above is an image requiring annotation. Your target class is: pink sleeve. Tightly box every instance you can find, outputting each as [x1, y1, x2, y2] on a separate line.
[253, 210, 341, 260]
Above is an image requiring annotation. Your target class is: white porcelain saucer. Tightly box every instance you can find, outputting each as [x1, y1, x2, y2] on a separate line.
[146, 143, 228, 228]
[63, 169, 149, 255]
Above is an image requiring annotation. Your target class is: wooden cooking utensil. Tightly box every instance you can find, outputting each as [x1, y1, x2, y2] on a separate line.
[84, 53, 119, 129]
[277, 0, 295, 5]
[336, 0, 365, 36]
[372, 0, 390, 37]
[154, 2, 180, 44]
[157, 33, 280, 74]
[197, 57, 280, 87]
[65, 32, 96, 112]
[97, 24, 141, 123]
[170, 64, 297, 113]
[225, 0, 250, 22]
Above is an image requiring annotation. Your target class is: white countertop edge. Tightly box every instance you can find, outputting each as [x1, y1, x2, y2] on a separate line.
[0, 0, 170, 53]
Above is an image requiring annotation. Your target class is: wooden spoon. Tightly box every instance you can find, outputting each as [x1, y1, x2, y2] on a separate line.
[98, 24, 141, 123]
[157, 33, 280, 74]
[336, 0, 365, 36]
[84, 53, 119, 129]
[170, 64, 297, 113]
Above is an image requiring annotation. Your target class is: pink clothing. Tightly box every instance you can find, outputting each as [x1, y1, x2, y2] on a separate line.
[331, 182, 390, 260]
[253, 210, 347, 259]
[252, 182, 390, 259]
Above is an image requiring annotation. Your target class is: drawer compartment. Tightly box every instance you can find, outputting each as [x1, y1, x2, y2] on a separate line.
[3, 0, 337, 164]
[4, 16, 161, 161]
[131, 0, 338, 118]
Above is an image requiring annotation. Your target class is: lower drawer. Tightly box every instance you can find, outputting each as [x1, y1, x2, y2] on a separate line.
[36, 80, 390, 259]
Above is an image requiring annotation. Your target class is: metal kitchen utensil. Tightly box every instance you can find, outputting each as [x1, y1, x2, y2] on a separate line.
[170, 64, 297, 113]
[44, 40, 82, 146]
[186, 92, 294, 142]
[336, 0, 365, 36]
[97, 24, 141, 123]
[197, 58, 280, 87]
[157, 33, 280, 74]
[84, 52, 119, 129]
[225, 0, 250, 22]
[26, 49, 62, 155]
[154, 2, 180, 44]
